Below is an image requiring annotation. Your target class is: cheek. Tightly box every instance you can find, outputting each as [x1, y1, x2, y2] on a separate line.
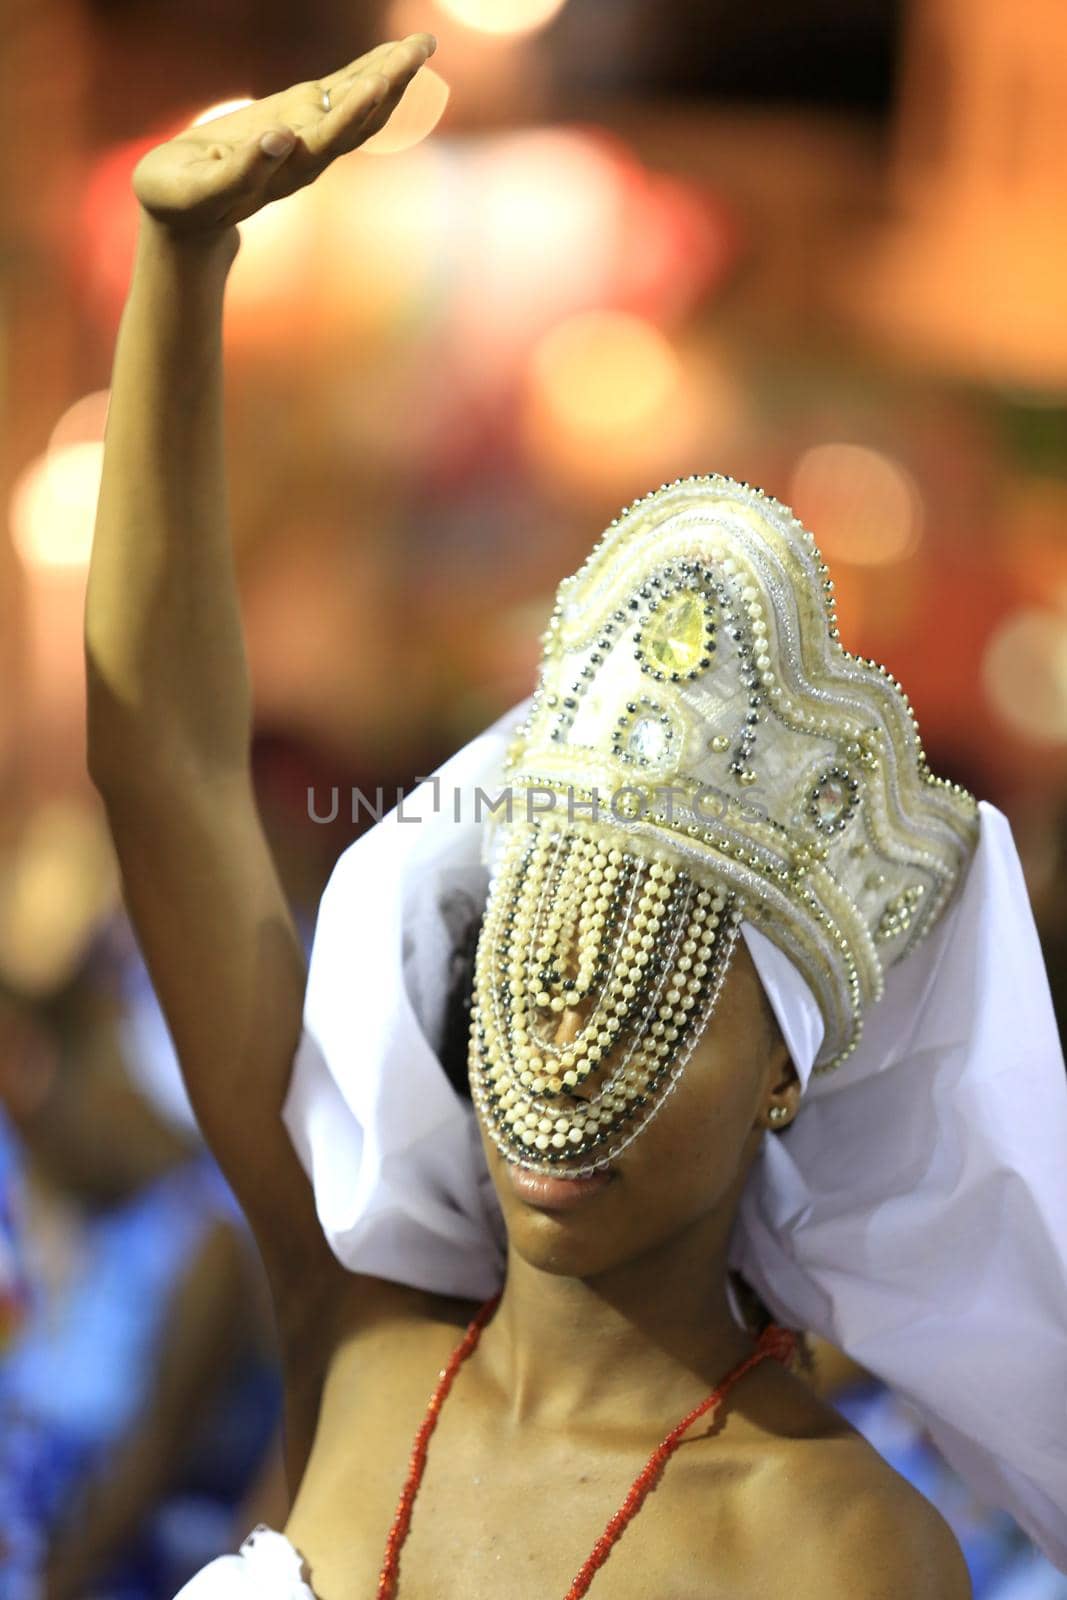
[478, 1068, 762, 1280]
[626, 1050, 762, 1204]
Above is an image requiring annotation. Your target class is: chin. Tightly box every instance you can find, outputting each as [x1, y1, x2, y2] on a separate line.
[504, 1204, 634, 1279]
[488, 1142, 658, 1279]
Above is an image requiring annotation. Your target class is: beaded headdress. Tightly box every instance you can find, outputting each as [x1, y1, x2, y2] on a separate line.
[281, 475, 1067, 1566]
[469, 475, 979, 1176]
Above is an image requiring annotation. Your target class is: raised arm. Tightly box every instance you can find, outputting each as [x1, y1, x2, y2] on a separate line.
[85, 35, 437, 1322]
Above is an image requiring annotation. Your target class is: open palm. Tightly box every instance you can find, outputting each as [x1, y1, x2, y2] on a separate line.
[133, 34, 437, 235]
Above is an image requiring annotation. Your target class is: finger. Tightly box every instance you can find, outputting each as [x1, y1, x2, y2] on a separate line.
[329, 39, 435, 147]
[199, 126, 299, 213]
[283, 59, 392, 141]
[290, 71, 389, 165]
[302, 69, 389, 135]
[147, 129, 297, 229]
[247, 33, 437, 204]
[321, 33, 435, 120]
[283, 34, 435, 144]
[321, 33, 437, 97]
[320, 39, 406, 97]
[302, 47, 428, 158]
[254, 72, 392, 197]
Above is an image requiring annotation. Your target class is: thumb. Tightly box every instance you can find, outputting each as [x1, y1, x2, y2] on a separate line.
[258, 127, 297, 159]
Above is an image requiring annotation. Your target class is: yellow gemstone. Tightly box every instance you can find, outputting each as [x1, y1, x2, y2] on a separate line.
[643, 593, 708, 674]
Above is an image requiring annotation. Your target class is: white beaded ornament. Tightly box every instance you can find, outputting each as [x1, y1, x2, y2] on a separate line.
[487, 475, 979, 1082]
[469, 815, 742, 1177]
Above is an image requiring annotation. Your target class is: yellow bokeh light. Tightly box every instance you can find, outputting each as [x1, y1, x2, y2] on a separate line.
[433, 0, 568, 37]
[361, 66, 451, 155]
[983, 610, 1067, 746]
[789, 443, 924, 567]
[229, 181, 317, 314]
[316, 143, 444, 330]
[0, 804, 118, 995]
[529, 311, 680, 439]
[10, 443, 104, 571]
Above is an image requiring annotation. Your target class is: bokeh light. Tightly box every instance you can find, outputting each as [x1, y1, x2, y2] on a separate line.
[522, 311, 703, 491]
[48, 391, 110, 454]
[789, 443, 924, 566]
[316, 142, 446, 333]
[474, 131, 620, 301]
[10, 444, 104, 571]
[79, 134, 160, 320]
[458, 130, 726, 347]
[983, 610, 1067, 746]
[432, 0, 568, 38]
[8, 10, 1067, 1589]
[361, 66, 451, 154]
[190, 97, 254, 128]
[387, 0, 534, 117]
[227, 183, 318, 325]
[529, 311, 680, 437]
[0, 805, 117, 995]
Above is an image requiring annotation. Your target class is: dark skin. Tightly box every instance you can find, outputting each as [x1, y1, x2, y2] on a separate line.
[279, 941, 970, 1599]
[85, 35, 972, 1598]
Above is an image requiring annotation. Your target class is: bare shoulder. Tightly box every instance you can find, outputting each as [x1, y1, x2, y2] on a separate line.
[792, 1447, 970, 1598]
[287, 1267, 478, 1390]
[279, 1268, 480, 1488]
[748, 1396, 972, 1600]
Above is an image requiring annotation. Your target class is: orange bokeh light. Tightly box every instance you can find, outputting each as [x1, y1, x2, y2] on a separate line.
[530, 311, 680, 438]
[361, 66, 451, 154]
[432, 0, 568, 37]
[48, 391, 110, 453]
[983, 610, 1067, 746]
[789, 443, 924, 566]
[523, 311, 705, 492]
[0, 805, 117, 996]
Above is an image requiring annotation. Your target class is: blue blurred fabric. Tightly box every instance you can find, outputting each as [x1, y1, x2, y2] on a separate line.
[0, 1152, 279, 1600]
[0, 1111, 31, 1345]
[833, 1381, 1067, 1599]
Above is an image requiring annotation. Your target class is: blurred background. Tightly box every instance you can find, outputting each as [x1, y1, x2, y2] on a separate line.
[2, 0, 1067, 1594]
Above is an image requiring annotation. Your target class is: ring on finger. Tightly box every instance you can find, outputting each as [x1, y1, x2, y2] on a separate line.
[321, 86, 331, 111]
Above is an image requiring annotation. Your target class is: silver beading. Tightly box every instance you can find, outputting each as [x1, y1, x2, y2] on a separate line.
[497, 474, 979, 1075]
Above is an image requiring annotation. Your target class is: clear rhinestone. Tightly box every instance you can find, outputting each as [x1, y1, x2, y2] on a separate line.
[628, 716, 669, 763]
[814, 776, 849, 824]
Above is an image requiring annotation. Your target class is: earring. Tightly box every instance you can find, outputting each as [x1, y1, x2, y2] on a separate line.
[768, 1104, 790, 1124]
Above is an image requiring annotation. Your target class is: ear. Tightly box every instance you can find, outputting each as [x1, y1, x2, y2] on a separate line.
[761, 1048, 801, 1133]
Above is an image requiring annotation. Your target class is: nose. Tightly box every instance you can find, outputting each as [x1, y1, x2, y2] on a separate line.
[551, 1004, 585, 1047]
[547, 1001, 600, 1102]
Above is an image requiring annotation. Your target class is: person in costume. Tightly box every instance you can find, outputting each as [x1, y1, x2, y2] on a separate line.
[0, 972, 280, 1598]
[84, 32, 1067, 1600]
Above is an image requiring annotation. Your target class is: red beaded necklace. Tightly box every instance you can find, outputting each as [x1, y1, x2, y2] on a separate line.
[376, 1294, 797, 1600]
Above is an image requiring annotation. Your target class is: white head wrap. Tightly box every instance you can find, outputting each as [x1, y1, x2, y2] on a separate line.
[283, 691, 1067, 1573]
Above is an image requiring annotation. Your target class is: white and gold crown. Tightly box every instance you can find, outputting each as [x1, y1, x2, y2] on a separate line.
[497, 474, 979, 1075]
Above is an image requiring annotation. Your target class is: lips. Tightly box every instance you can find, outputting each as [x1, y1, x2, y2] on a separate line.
[504, 1162, 614, 1212]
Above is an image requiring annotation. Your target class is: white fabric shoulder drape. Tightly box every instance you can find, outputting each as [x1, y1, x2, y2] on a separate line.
[282, 698, 1067, 1571]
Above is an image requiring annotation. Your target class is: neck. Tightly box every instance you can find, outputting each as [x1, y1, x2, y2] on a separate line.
[478, 1211, 759, 1431]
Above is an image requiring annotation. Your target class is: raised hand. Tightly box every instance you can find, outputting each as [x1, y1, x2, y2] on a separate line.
[132, 33, 437, 238]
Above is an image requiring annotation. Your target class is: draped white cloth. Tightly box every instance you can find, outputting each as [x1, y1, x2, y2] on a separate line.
[173, 1528, 315, 1599]
[282, 696, 1067, 1572]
